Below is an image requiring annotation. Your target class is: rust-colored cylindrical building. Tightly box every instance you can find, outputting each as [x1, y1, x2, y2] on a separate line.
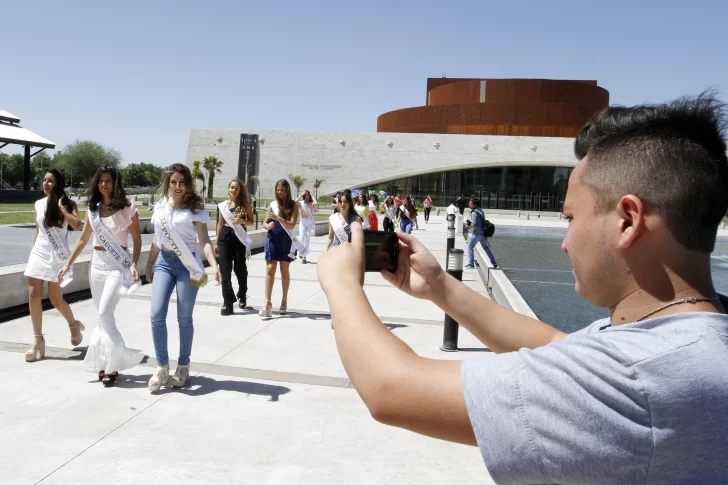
[377, 78, 609, 138]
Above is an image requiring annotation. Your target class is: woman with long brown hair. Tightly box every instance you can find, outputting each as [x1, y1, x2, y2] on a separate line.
[260, 179, 300, 318]
[216, 178, 254, 315]
[295, 189, 317, 264]
[23, 169, 84, 362]
[145, 163, 221, 391]
[397, 196, 418, 234]
[59, 167, 144, 386]
[326, 189, 362, 249]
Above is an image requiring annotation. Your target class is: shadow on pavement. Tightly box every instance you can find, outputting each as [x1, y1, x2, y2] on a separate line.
[116, 374, 292, 402]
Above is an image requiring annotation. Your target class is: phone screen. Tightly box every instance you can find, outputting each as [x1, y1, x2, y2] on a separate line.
[360, 230, 399, 272]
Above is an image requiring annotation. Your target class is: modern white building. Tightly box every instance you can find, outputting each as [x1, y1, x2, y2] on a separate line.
[185, 129, 578, 211]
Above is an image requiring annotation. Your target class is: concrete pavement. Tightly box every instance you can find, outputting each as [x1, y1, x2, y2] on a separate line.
[0, 214, 496, 485]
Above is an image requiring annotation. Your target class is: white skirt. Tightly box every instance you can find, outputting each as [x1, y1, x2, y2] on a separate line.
[83, 250, 145, 373]
[24, 241, 62, 282]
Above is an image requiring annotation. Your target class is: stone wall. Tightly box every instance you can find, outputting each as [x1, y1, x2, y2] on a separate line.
[186, 129, 577, 200]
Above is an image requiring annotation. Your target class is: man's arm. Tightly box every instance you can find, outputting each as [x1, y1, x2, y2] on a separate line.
[382, 232, 567, 353]
[319, 224, 476, 445]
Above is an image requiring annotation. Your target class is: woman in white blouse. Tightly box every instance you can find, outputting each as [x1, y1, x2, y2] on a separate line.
[59, 167, 144, 387]
[145, 164, 221, 392]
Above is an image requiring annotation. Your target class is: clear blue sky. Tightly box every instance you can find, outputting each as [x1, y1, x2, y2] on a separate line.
[3, 0, 727, 167]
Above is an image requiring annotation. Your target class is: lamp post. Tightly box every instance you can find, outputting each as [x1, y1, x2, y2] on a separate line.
[440, 248, 464, 352]
[446, 213, 455, 269]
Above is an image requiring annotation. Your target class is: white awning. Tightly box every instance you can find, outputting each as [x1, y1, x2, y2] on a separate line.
[0, 122, 55, 149]
[0, 110, 20, 123]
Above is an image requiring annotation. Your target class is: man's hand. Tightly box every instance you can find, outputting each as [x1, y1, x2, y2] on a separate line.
[381, 232, 447, 301]
[317, 221, 365, 293]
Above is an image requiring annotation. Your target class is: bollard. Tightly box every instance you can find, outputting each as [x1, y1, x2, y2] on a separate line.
[254, 200, 259, 230]
[517, 211, 520, 217]
[440, 248, 464, 352]
[527, 213, 530, 220]
[446, 213, 455, 269]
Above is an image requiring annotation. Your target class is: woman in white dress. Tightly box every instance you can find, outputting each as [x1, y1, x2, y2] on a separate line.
[24, 169, 85, 362]
[296, 190, 317, 264]
[58, 167, 144, 387]
[145, 164, 221, 392]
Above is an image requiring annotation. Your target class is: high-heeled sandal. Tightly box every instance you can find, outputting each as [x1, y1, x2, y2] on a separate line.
[238, 297, 247, 309]
[102, 372, 118, 387]
[69, 320, 85, 346]
[259, 300, 272, 318]
[98, 371, 106, 381]
[221, 303, 233, 316]
[279, 299, 287, 314]
[25, 335, 45, 362]
[148, 365, 169, 392]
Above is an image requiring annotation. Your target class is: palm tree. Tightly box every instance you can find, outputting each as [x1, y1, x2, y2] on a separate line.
[203, 156, 224, 200]
[192, 160, 206, 196]
[289, 173, 307, 197]
[313, 178, 326, 199]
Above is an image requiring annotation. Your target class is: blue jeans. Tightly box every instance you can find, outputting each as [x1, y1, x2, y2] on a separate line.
[150, 250, 199, 366]
[400, 219, 414, 234]
[468, 233, 497, 266]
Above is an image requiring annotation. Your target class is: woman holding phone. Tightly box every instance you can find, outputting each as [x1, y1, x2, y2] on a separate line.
[59, 167, 144, 386]
[216, 178, 254, 316]
[23, 169, 84, 362]
[261, 179, 302, 318]
[146, 164, 221, 392]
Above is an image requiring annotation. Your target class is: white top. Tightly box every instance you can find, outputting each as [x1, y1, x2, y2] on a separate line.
[447, 204, 459, 215]
[152, 202, 211, 254]
[384, 204, 397, 220]
[35, 197, 69, 244]
[92, 200, 139, 247]
[368, 201, 377, 212]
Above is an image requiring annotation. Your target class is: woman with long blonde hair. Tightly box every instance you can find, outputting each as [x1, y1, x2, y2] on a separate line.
[216, 178, 254, 315]
[145, 163, 221, 392]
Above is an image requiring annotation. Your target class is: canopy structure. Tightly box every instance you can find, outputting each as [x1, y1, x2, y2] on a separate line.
[0, 110, 55, 190]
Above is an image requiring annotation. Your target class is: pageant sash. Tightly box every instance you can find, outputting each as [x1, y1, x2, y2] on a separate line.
[157, 207, 208, 287]
[329, 214, 349, 245]
[88, 209, 141, 295]
[44, 223, 73, 288]
[354, 205, 370, 229]
[270, 201, 309, 258]
[219, 202, 252, 260]
[300, 201, 315, 224]
[384, 205, 397, 221]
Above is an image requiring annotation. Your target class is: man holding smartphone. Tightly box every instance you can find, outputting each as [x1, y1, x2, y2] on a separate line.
[317, 93, 728, 484]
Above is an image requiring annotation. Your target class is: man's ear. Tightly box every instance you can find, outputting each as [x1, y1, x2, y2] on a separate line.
[616, 195, 645, 249]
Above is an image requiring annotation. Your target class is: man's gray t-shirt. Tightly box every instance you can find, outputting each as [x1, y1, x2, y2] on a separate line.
[462, 309, 728, 484]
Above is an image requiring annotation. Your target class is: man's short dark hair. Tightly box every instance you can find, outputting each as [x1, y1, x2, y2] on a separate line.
[574, 90, 728, 252]
[470, 197, 480, 207]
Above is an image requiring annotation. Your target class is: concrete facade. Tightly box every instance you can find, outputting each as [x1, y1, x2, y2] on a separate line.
[186, 129, 577, 200]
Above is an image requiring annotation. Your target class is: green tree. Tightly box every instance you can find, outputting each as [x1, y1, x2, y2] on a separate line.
[202, 156, 223, 200]
[55, 140, 122, 187]
[0, 153, 24, 188]
[313, 178, 325, 199]
[289, 173, 306, 197]
[191, 160, 206, 195]
[120, 162, 164, 187]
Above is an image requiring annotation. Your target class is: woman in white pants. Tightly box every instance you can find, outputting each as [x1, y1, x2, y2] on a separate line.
[59, 167, 144, 387]
[296, 190, 317, 263]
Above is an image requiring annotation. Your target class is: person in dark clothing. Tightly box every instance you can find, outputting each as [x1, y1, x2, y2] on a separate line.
[457, 194, 467, 215]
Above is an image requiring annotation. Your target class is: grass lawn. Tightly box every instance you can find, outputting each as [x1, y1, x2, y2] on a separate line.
[0, 210, 88, 225]
[0, 203, 36, 212]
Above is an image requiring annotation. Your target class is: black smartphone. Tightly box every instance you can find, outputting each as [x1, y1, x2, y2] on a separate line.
[350, 230, 399, 272]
